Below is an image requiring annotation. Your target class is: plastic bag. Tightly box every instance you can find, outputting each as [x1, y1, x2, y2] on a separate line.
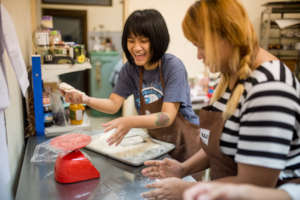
[31, 133, 92, 163]
[30, 139, 68, 163]
[50, 91, 67, 126]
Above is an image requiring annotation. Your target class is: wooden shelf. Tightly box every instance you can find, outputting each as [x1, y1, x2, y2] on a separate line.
[45, 113, 90, 137]
[41, 62, 92, 83]
[32, 55, 92, 136]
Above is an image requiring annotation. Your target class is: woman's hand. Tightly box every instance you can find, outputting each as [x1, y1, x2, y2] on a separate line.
[183, 182, 293, 200]
[102, 117, 132, 146]
[59, 82, 88, 104]
[183, 182, 235, 200]
[183, 182, 254, 200]
[142, 158, 185, 179]
[63, 89, 88, 104]
[142, 177, 190, 200]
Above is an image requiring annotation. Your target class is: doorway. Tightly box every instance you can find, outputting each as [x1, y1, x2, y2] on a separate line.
[42, 8, 89, 94]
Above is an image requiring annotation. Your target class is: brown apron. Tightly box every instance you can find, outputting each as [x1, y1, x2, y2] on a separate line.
[199, 106, 300, 184]
[198, 106, 237, 180]
[138, 66, 201, 162]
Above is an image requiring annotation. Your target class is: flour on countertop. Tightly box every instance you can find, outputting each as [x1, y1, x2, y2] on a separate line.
[85, 128, 175, 166]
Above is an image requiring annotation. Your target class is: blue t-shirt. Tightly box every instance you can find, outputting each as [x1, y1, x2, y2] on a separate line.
[112, 53, 199, 125]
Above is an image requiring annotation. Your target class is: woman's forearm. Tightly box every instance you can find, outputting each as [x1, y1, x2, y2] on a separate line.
[85, 96, 121, 114]
[237, 185, 291, 200]
[123, 112, 174, 129]
[182, 149, 209, 176]
[215, 163, 280, 187]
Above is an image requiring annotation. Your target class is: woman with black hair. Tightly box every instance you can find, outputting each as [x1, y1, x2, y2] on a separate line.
[62, 9, 201, 161]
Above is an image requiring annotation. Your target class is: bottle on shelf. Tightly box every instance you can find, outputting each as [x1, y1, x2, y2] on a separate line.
[69, 104, 85, 125]
[44, 104, 54, 127]
[43, 95, 53, 127]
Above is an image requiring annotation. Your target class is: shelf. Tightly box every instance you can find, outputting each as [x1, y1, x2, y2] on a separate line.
[277, 56, 300, 60]
[191, 95, 209, 110]
[45, 113, 90, 137]
[269, 37, 300, 40]
[41, 62, 92, 83]
[270, 21, 300, 29]
[192, 102, 208, 110]
[268, 49, 300, 53]
[263, 2, 300, 13]
[32, 55, 92, 136]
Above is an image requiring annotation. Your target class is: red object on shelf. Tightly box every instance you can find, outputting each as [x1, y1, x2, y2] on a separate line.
[55, 150, 100, 184]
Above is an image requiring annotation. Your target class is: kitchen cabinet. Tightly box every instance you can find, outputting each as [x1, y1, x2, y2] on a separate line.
[89, 51, 122, 117]
[32, 56, 91, 136]
[260, 1, 300, 79]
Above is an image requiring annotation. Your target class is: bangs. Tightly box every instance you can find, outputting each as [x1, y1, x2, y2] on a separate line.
[125, 15, 152, 38]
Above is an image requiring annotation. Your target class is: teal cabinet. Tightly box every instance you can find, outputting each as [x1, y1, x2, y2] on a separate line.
[89, 51, 122, 117]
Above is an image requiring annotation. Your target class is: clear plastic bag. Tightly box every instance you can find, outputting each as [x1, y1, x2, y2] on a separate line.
[31, 133, 92, 163]
[50, 91, 67, 126]
[30, 139, 68, 163]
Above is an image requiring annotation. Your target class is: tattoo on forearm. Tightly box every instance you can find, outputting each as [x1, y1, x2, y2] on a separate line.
[155, 112, 170, 127]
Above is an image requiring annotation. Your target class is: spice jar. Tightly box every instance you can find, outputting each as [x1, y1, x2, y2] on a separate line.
[69, 104, 85, 125]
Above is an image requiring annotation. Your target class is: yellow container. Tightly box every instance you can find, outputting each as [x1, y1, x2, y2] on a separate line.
[69, 104, 85, 125]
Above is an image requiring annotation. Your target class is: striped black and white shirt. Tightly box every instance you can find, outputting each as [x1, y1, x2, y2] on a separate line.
[212, 60, 300, 180]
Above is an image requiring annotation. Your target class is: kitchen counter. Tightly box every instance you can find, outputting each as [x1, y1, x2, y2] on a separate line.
[16, 136, 195, 200]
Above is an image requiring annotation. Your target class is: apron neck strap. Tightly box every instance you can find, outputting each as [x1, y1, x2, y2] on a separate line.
[139, 67, 146, 114]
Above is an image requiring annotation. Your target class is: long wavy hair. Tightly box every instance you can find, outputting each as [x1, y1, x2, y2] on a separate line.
[182, 0, 259, 119]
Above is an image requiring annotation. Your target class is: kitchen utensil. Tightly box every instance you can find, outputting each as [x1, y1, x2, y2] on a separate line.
[50, 133, 100, 183]
[55, 150, 100, 183]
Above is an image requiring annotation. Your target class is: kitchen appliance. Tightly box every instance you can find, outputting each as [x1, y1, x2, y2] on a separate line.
[50, 133, 100, 183]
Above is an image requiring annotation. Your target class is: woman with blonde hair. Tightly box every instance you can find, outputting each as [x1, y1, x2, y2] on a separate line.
[141, 0, 300, 199]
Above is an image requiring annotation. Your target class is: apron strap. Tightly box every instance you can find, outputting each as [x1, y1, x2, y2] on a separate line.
[159, 62, 165, 90]
[139, 68, 146, 115]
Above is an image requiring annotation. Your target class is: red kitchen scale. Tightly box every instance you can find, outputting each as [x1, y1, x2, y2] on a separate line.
[50, 133, 100, 183]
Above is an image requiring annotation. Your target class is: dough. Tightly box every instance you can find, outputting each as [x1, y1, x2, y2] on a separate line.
[59, 82, 74, 92]
[50, 133, 91, 152]
[87, 130, 160, 158]
[120, 135, 144, 146]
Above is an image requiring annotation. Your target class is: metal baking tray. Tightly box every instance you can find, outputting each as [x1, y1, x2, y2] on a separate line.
[85, 128, 175, 166]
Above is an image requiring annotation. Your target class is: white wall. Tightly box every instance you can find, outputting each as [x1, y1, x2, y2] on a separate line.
[2, 0, 32, 195]
[126, 0, 292, 78]
[127, 0, 204, 78]
[41, 0, 123, 32]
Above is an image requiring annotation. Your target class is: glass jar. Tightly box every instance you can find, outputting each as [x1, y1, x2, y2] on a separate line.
[69, 104, 85, 125]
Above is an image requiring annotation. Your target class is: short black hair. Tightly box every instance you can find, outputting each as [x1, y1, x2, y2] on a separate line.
[122, 9, 170, 65]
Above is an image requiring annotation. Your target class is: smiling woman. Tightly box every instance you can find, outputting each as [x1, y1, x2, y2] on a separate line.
[61, 9, 202, 162]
